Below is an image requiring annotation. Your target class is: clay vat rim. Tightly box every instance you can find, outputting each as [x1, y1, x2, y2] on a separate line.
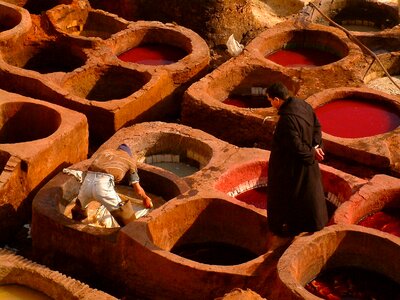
[60, 64, 160, 104]
[248, 25, 357, 68]
[307, 86, 400, 140]
[277, 224, 400, 298]
[0, 101, 62, 145]
[123, 197, 268, 273]
[0, 248, 114, 299]
[332, 174, 400, 225]
[109, 21, 210, 70]
[185, 56, 299, 114]
[0, 2, 31, 40]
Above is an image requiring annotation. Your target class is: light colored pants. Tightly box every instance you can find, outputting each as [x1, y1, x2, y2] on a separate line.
[77, 171, 122, 212]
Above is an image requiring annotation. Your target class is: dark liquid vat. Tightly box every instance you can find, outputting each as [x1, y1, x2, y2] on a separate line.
[266, 48, 340, 67]
[235, 186, 267, 209]
[171, 242, 258, 265]
[315, 98, 400, 138]
[305, 266, 400, 300]
[358, 207, 400, 237]
[117, 43, 187, 65]
[223, 95, 269, 108]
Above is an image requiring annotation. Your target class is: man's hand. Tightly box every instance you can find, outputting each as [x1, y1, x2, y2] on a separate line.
[142, 195, 153, 208]
[315, 147, 325, 161]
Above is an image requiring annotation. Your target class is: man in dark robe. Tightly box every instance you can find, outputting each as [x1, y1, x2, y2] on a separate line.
[266, 82, 328, 248]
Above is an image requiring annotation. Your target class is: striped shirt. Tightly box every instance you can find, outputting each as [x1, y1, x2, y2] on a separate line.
[88, 149, 138, 184]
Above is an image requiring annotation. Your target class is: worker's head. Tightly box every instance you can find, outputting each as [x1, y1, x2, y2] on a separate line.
[117, 143, 132, 157]
[266, 82, 290, 109]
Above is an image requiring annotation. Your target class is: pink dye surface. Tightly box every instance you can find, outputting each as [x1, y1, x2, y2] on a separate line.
[235, 187, 267, 209]
[266, 48, 340, 67]
[358, 208, 400, 237]
[315, 99, 400, 138]
[117, 43, 187, 65]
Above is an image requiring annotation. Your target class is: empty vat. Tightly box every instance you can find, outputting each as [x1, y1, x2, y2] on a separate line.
[118, 196, 270, 299]
[2, 41, 87, 74]
[0, 102, 61, 143]
[0, 1, 31, 43]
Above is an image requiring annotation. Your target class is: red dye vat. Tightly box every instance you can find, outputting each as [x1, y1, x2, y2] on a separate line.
[235, 187, 267, 209]
[117, 43, 187, 65]
[305, 266, 400, 299]
[223, 95, 269, 109]
[315, 98, 400, 138]
[266, 48, 340, 67]
[358, 207, 400, 237]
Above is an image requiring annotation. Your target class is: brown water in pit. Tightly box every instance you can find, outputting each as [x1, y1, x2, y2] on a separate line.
[0, 284, 52, 300]
[171, 242, 258, 265]
[150, 161, 199, 177]
[305, 266, 400, 299]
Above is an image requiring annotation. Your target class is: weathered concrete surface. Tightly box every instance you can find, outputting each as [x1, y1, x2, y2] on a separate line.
[0, 248, 116, 300]
[0, 89, 88, 243]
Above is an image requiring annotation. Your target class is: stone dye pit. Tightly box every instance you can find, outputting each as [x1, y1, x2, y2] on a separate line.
[0, 90, 88, 244]
[0, 248, 115, 300]
[275, 224, 400, 300]
[307, 87, 400, 176]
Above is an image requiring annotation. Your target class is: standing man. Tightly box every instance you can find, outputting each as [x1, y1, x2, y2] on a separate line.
[71, 143, 153, 226]
[266, 82, 328, 248]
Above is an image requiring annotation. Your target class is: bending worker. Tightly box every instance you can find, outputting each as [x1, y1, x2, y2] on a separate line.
[71, 143, 153, 226]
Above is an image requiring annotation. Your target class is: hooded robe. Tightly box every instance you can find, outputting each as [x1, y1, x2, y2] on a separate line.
[267, 97, 328, 236]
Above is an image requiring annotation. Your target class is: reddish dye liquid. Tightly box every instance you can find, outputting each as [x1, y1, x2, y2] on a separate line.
[266, 48, 340, 67]
[358, 207, 400, 237]
[235, 187, 267, 209]
[223, 95, 269, 109]
[117, 43, 187, 65]
[305, 266, 400, 299]
[315, 99, 400, 138]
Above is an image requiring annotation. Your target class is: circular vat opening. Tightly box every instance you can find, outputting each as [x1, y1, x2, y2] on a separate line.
[5, 42, 87, 74]
[331, 2, 399, 32]
[149, 198, 266, 266]
[0, 3, 22, 32]
[62, 165, 187, 227]
[315, 95, 400, 138]
[265, 30, 348, 67]
[62, 65, 151, 101]
[0, 284, 52, 300]
[0, 102, 61, 143]
[22, 0, 71, 15]
[358, 206, 400, 238]
[215, 161, 268, 210]
[49, 9, 128, 39]
[278, 225, 400, 300]
[222, 83, 272, 109]
[115, 27, 190, 66]
[144, 133, 213, 177]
